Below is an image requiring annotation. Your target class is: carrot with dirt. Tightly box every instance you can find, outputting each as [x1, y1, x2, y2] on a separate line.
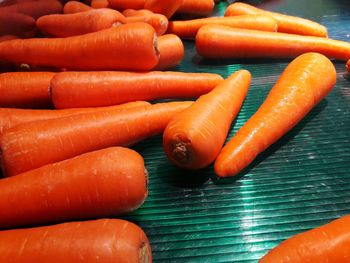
[0, 101, 150, 136]
[125, 14, 168, 36]
[63, 0, 92, 14]
[0, 147, 148, 227]
[154, 34, 184, 70]
[144, 0, 183, 19]
[0, 23, 159, 71]
[215, 53, 336, 177]
[51, 71, 221, 108]
[177, 0, 214, 17]
[163, 70, 251, 170]
[225, 2, 328, 37]
[196, 25, 350, 60]
[37, 8, 126, 37]
[0, 101, 192, 176]
[259, 214, 350, 263]
[167, 15, 277, 39]
[0, 219, 152, 263]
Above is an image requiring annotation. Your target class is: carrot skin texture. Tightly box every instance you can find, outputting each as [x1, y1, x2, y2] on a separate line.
[163, 70, 251, 170]
[214, 53, 336, 177]
[225, 2, 328, 37]
[347, 59, 350, 72]
[51, 71, 221, 108]
[259, 214, 350, 263]
[0, 101, 150, 136]
[1, 101, 192, 176]
[177, 0, 214, 17]
[63, 0, 92, 14]
[125, 14, 168, 36]
[37, 9, 126, 37]
[144, 0, 183, 19]
[196, 25, 350, 61]
[167, 15, 277, 39]
[155, 34, 184, 70]
[0, 23, 159, 71]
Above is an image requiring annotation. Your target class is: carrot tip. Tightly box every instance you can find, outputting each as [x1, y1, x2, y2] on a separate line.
[172, 142, 190, 164]
[139, 241, 150, 263]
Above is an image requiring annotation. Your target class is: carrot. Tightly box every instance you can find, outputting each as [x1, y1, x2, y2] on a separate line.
[0, 23, 159, 71]
[259, 214, 350, 263]
[0, 219, 151, 263]
[177, 0, 214, 17]
[123, 8, 153, 17]
[51, 71, 221, 108]
[92, 0, 146, 10]
[154, 34, 184, 70]
[0, 101, 192, 176]
[90, 0, 108, 8]
[167, 15, 277, 39]
[214, 53, 336, 177]
[125, 14, 168, 36]
[163, 70, 250, 170]
[37, 9, 126, 37]
[144, 0, 183, 19]
[0, 147, 147, 227]
[63, 0, 93, 14]
[196, 25, 350, 61]
[347, 59, 350, 72]
[0, 11, 35, 37]
[225, 2, 328, 37]
[0, 101, 150, 136]
[0, 35, 18, 42]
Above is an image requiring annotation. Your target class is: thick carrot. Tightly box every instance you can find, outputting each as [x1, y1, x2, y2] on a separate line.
[214, 53, 336, 177]
[0, 11, 35, 37]
[154, 34, 184, 70]
[167, 15, 277, 39]
[163, 70, 250, 170]
[0, 219, 152, 263]
[0, 101, 150, 136]
[63, 1, 92, 14]
[51, 71, 221, 108]
[259, 214, 350, 263]
[125, 14, 168, 36]
[123, 8, 153, 17]
[0, 23, 159, 71]
[225, 2, 328, 37]
[37, 8, 126, 37]
[0, 101, 192, 176]
[177, 0, 214, 17]
[0, 147, 147, 227]
[144, 0, 183, 19]
[347, 59, 350, 72]
[0, 72, 55, 109]
[196, 25, 350, 60]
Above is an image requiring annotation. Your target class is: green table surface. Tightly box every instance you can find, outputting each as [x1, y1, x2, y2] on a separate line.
[125, 1, 350, 262]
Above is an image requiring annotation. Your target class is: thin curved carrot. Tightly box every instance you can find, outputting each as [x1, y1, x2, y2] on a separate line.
[51, 71, 220, 108]
[167, 15, 277, 39]
[0, 23, 159, 71]
[144, 0, 183, 19]
[347, 59, 350, 72]
[37, 9, 126, 37]
[177, 0, 214, 17]
[0, 147, 148, 227]
[0, 101, 192, 176]
[63, 1, 92, 14]
[0, 219, 152, 263]
[154, 34, 184, 70]
[0, 11, 35, 37]
[214, 53, 336, 177]
[259, 214, 350, 263]
[125, 14, 168, 36]
[123, 8, 154, 17]
[196, 25, 350, 60]
[0, 101, 150, 136]
[163, 70, 251, 170]
[225, 2, 328, 37]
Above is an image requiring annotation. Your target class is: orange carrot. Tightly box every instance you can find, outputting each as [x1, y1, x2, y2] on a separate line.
[154, 34, 184, 70]
[347, 59, 350, 72]
[177, 0, 214, 17]
[123, 8, 153, 17]
[144, 0, 183, 19]
[51, 71, 221, 108]
[63, 1, 92, 14]
[167, 15, 277, 39]
[0, 101, 150, 136]
[225, 2, 328, 37]
[163, 70, 250, 170]
[215, 53, 336, 177]
[196, 25, 350, 60]
[92, 0, 146, 10]
[125, 14, 168, 36]
[0, 147, 148, 227]
[0, 72, 55, 109]
[90, 0, 109, 8]
[0, 219, 152, 263]
[0, 23, 159, 71]
[0, 11, 35, 37]
[0, 35, 18, 42]
[37, 8, 126, 37]
[0, 101, 192, 176]
[259, 214, 350, 263]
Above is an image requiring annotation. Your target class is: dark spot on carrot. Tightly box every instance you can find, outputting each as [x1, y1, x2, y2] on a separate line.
[172, 142, 190, 164]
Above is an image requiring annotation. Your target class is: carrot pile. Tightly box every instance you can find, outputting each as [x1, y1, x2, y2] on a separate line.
[0, 1, 349, 262]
